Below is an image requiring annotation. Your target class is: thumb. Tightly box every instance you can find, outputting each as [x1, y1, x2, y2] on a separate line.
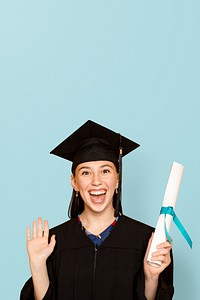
[49, 234, 56, 251]
[144, 232, 154, 260]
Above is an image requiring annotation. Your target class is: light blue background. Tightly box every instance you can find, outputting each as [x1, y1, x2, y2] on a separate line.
[0, 1, 199, 299]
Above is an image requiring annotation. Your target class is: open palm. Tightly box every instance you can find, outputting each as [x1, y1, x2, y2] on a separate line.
[26, 218, 56, 266]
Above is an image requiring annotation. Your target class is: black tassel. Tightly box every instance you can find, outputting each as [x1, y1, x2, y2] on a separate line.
[114, 135, 123, 217]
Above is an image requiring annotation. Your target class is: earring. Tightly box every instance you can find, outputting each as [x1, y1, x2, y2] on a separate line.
[76, 191, 79, 197]
[115, 188, 118, 194]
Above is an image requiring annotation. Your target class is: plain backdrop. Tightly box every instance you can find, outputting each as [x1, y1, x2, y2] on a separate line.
[0, 1, 199, 299]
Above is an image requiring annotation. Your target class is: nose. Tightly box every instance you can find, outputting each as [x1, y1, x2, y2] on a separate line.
[91, 172, 101, 186]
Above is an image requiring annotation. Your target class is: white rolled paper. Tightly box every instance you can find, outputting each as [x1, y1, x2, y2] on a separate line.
[147, 161, 184, 267]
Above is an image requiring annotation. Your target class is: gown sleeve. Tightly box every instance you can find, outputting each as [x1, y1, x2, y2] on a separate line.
[20, 279, 55, 300]
[20, 277, 35, 300]
[135, 250, 174, 300]
[20, 255, 56, 300]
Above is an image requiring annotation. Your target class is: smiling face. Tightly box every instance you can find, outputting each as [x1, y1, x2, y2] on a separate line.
[71, 160, 118, 216]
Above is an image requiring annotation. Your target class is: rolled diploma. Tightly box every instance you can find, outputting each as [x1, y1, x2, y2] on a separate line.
[147, 161, 184, 267]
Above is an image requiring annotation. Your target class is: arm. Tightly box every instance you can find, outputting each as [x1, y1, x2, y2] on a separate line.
[26, 218, 56, 300]
[144, 234, 173, 300]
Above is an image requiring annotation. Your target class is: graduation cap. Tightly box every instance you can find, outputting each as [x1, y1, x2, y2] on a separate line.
[50, 120, 140, 218]
[50, 120, 139, 170]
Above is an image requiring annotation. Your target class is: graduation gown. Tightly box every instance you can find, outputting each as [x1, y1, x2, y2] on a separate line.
[20, 215, 174, 300]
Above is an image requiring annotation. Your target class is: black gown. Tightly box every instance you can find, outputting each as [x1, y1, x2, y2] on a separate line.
[20, 215, 174, 300]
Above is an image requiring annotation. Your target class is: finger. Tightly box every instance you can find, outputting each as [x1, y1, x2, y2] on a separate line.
[144, 232, 154, 260]
[152, 251, 171, 265]
[157, 241, 172, 250]
[151, 250, 171, 260]
[151, 255, 166, 264]
[43, 220, 49, 238]
[32, 220, 37, 239]
[26, 226, 31, 241]
[148, 232, 154, 246]
[37, 217, 43, 237]
[163, 253, 171, 263]
[153, 248, 170, 256]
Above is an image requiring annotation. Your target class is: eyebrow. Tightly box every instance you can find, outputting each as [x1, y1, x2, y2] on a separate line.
[100, 164, 114, 169]
[77, 164, 114, 172]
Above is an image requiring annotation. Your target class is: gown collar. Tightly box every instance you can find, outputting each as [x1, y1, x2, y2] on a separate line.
[78, 215, 119, 247]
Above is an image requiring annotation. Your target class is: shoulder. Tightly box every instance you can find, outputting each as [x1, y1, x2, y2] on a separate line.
[120, 214, 154, 233]
[50, 218, 77, 235]
[49, 218, 78, 245]
[112, 215, 154, 250]
[49, 218, 91, 249]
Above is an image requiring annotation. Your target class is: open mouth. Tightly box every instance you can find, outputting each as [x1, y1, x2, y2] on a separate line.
[89, 190, 106, 203]
[89, 190, 106, 196]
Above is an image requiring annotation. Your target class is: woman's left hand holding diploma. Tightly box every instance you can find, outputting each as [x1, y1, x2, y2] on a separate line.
[144, 233, 172, 276]
[143, 234, 172, 300]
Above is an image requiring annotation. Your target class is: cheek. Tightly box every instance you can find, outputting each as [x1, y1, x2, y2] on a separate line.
[76, 178, 90, 190]
[107, 177, 118, 189]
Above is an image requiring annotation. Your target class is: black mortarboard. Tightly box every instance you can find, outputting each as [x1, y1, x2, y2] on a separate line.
[50, 120, 140, 172]
[50, 120, 140, 218]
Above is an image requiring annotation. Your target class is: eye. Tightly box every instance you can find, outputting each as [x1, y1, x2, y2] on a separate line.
[81, 170, 90, 176]
[102, 168, 111, 174]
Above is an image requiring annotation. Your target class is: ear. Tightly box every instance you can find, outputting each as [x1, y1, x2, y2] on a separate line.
[71, 174, 78, 191]
[115, 181, 118, 190]
[116, 174, 119, 189]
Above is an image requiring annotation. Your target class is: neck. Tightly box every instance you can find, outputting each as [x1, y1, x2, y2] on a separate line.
[80, 208, 115, 235]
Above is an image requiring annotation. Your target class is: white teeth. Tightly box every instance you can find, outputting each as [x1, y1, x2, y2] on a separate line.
[90, 191, 106, 196]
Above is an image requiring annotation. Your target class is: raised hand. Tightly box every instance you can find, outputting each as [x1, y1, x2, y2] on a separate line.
[26, 217, 56, 267]
[26, 218, 56, 300]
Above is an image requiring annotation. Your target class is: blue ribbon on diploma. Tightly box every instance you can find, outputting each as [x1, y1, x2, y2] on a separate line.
[160, 206, 193, 249]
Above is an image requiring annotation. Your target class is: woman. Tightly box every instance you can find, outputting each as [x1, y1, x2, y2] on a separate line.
[20, 120, 174, 300]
